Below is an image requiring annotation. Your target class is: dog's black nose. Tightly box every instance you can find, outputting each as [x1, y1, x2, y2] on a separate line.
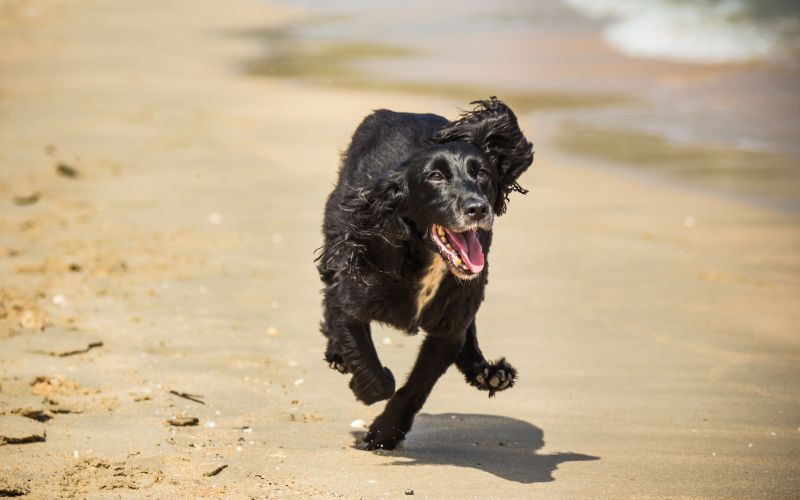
[464, 200, 489, 221]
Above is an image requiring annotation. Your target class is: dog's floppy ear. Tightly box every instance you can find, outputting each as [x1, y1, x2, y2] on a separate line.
[429, 97, 534, 215]
[323, 170, 409, 283]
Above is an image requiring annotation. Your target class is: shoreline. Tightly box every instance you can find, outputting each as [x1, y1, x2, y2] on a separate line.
[254, 0, 800, 209]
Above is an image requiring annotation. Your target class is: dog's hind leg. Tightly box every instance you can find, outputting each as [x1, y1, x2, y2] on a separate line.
[456, 320, 517, 397]
[362, 333, 464, 450]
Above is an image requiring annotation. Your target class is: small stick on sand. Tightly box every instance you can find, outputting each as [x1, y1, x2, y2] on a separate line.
[168, 390, 205, 405]
[203, 464, 228, 477]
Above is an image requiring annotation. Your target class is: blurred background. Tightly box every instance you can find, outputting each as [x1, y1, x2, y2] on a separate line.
[245, 0, 800, 208]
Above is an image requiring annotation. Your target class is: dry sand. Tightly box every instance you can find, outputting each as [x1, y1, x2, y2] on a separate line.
[1, 0, 799, 498]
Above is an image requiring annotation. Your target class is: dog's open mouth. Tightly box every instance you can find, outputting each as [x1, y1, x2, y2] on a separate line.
[430, 224, 485, 279]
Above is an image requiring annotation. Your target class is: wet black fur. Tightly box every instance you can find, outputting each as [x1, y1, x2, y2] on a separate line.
[317, 98, 534, 450]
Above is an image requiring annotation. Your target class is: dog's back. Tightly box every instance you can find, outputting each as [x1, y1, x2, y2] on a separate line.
[337, 110, 448, 187]
[319, 110, 448, 285]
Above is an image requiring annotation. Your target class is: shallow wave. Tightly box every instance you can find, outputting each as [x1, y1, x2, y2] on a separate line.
[564, 0, 800, 63]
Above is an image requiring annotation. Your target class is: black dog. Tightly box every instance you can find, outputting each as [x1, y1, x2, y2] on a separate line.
[317, 97, 534, 450]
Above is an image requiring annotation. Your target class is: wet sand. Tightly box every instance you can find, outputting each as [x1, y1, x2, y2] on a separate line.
[1, 0, 799, 498]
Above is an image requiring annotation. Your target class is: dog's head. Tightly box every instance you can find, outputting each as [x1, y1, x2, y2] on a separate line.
[405, 97, 534, 280]
[336, 98, 533, 282]
[429, 97, 534, 217]
[399, 142, 496, 280]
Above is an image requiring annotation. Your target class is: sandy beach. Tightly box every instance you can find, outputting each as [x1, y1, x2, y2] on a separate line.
[1, 0, 799, 498]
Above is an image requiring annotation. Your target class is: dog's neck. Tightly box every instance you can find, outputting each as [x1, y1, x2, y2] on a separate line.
[414, 252, 448, 322]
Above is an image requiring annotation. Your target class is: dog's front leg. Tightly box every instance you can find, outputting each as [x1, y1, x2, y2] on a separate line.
[332, 317, 396, 405]
[456, 320, 517, 397]
[362, 333, 464, 450]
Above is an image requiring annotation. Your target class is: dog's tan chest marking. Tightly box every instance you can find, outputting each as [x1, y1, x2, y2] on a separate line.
[415, 256, 448, 321]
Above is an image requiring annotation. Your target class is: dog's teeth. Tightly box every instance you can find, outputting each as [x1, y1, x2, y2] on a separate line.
[453, 257, 462, 265]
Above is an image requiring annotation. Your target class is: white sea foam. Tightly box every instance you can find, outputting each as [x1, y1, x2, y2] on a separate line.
[565, 0, 798, 63]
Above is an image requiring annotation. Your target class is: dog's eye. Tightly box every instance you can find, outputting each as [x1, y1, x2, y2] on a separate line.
[476, 168, 490, 182]
[427, 171, 445, 183]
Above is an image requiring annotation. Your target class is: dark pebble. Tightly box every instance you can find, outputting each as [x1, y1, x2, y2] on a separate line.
[56, 162, 79, 178]
[167, 416, 199, 426]
[13, 192, 40, 206]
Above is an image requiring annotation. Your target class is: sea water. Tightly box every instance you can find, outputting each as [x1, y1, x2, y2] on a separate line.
[257, 0, 800, 208]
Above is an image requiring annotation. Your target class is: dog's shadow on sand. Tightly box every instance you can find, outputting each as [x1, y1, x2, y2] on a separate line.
[353, 413, 599, 483]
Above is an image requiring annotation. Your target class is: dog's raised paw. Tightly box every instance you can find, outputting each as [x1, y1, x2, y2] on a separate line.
[329, 359, 347, 373]
[324, 351, 349, 374]
[349, 366, 395, 405]
[468, 357, 517, 397]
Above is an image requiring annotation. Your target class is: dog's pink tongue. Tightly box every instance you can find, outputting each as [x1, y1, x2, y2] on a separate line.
[444, 228, 485, 273]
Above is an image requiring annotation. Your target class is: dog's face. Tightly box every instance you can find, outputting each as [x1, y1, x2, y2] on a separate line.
[404, 142, 496, 280]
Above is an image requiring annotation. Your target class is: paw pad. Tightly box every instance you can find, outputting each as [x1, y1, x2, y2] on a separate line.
[468, 358, 517, 397]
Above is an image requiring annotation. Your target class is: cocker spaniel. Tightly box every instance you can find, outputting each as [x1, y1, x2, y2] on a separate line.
[317, 97, 534, 450]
